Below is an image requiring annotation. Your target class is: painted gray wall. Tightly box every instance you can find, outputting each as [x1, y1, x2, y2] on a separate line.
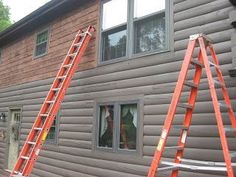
[0, 0, 236, 176]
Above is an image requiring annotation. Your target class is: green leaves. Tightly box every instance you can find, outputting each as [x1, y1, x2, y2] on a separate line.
[0, 0, 11, 32]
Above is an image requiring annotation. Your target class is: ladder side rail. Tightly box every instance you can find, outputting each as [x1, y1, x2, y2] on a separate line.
[199, 37, 235, 177]
[171, 49, 204, 177]
[147, 39, 197, 177]
[10, 30, 83, 177]
[209, 45, 236, 132]
[22, 27, 94, 176]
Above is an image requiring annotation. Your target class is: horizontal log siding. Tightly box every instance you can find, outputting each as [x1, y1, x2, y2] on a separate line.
[0, 0, 236, 176]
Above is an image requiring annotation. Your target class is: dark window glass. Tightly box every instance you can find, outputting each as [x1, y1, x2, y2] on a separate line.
[102, 27, 127, 61]
[99, 105, 114, 148]
[119, 104, 137, 150]
[134, 13, 166, 54]
[46, 119, 56, 141]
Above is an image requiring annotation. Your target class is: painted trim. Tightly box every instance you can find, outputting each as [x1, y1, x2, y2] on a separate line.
[93, 94, 144, 157]
[33, 26, 51, 59]
[98, 0, 173, 64]
[5, 107, 22, 171]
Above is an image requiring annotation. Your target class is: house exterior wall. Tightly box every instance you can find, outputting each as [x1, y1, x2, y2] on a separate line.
[0, 0, 236, 177]
[0, 0, 98, 89]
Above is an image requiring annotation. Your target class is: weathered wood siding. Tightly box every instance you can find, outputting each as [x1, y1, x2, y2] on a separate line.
[0, 0, 98, 89]
[0, 0, 236, 177]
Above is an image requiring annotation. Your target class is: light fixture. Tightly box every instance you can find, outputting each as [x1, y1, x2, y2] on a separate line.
[0, 113, 6, 122]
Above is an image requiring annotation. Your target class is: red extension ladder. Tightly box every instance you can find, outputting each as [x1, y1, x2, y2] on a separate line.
[147, 34, 236, 177]
[10, 26, 95, 177]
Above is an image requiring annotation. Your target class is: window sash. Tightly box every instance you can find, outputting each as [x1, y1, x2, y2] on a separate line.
[100, 0, 169, 62]
[35, 29, 49, 57]
[97, 102, 139, 153]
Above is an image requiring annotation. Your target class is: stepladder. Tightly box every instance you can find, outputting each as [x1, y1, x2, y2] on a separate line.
[10, 26, 95, 177]
[147, 34, 236, 177]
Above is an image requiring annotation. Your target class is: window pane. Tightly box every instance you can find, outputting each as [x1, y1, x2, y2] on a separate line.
[102, 27, 127, 61]
[120, 104, 137, 150]
[47, 119, 56, 140]
[37, 30, 48, 44]
[35, 42, 47, 56]
[134, 0, 165, 18]
[99, 105, 114, 148]
[102, 0, 127, 30]
[134, 13, 166, 54]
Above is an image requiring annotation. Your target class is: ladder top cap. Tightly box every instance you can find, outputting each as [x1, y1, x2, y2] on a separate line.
[189, 33, 212, 43]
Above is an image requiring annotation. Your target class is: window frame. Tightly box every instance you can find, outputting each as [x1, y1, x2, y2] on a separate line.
[34, 27, 50, 58]
[45, 112, 60, 145]
[99, 0, 171, 64]
[95, 100, 141, 155]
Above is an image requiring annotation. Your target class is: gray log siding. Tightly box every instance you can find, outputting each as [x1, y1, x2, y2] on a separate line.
[0, 0, 236, 176]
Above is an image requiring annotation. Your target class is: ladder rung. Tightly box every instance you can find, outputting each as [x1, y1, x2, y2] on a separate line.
[12, 173, 25, 177]
[165, 146, 184, 151]
[231, 152, 236, 158]
[79, 31, 92, 37]
[21, 156, 29, 160]
[158, 165, 179, 172]
[219, 102, 230, 109]
[224, 126, 236, 132]
[209, 61, 219, 68]
[74, 42, 82, 47]
[190, 60, 203, 67]
[184, 81, 197, 88]
[34, 127, 42, 131]
[40, 114, 48, 117]
[52, 88, 60, 92]
[27, 141, 36, 145]
[180, 158, 236, 168]
[177, 103, 193, 109]
[63, 64, 72, 68]
[57, 75, 66, 80]
[45, 100, 55, 104]
[172, 125, 188, 130]
[68, 53, 76, 58]
[161, 161, 227, 172]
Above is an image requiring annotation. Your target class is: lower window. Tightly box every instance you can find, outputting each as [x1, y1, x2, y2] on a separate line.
[46, 114, 59, 144]
[98, 102, 138, 152]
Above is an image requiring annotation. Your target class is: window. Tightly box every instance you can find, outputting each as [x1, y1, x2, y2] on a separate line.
[34, 29, 49, 57]
[97, 102, 139, 152]
[46, 115, 59, 144]
[101, 0, 169, 61]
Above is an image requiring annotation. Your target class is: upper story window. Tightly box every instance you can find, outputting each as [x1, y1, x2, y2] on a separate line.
[34, 28, 49, 57]
[97, 102, 139, 152]
[101, 0, 169, 62]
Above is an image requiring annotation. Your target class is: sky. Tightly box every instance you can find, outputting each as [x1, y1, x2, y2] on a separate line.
[2, 0, 51, 22]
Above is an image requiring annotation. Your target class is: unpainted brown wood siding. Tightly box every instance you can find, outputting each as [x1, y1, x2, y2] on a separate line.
[0, 0, 98, 89]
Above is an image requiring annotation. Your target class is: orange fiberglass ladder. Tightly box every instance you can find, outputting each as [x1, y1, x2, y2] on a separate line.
[10, 26, 95, 177]
[147, 34, 236, 177]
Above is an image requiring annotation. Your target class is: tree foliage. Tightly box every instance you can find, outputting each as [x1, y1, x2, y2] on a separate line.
[0, 0, 11, 32]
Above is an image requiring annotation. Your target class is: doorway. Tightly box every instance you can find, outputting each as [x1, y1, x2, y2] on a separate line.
[7, 109, 21, 170]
